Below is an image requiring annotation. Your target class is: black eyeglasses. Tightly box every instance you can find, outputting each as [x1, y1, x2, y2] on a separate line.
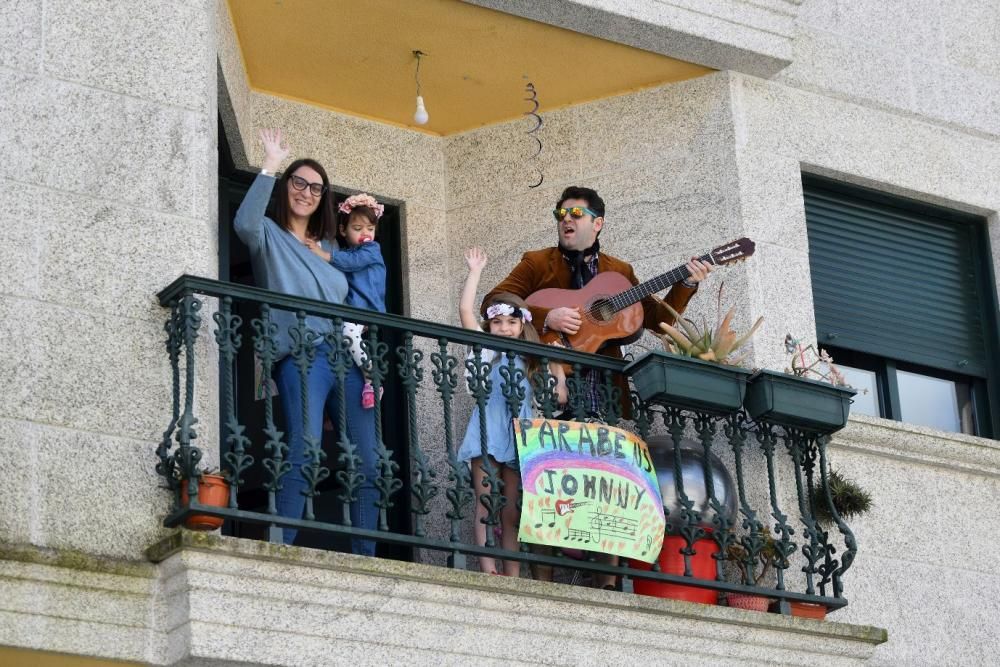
[289, 174, 328, 197]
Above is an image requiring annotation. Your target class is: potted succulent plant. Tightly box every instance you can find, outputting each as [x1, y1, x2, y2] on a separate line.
[744, 335, 856, 433]
[178, 468, 230, 531]
[811, 468, 873, 526]
[625, 287, 762, 415]
[722, 527, 779, 612]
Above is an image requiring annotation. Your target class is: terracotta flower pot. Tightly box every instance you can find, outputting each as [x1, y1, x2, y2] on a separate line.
[788, 601, 828, 620]
[726, 592, 770, 612]
[179, 473, 229, 531]
[769, 599, 829, 619]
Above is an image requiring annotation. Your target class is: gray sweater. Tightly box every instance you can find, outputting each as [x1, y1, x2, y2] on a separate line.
[234, 173, 349, 359]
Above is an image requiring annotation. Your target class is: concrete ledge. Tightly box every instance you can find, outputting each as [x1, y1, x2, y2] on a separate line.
[0, 536, 888, 665]
[465, 0, 801, 77]
[151, 533, 887, 666]
[835, 415, 1000, 479]
[0, 544, 161, 663]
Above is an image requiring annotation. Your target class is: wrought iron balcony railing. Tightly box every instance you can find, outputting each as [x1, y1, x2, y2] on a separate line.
[156, 275, 857, 616]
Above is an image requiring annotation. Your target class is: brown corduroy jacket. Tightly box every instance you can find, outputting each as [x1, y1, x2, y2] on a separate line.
[482, 247, 697, 362]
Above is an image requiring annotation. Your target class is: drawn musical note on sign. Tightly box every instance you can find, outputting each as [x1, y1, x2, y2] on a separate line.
[589, 515, 603, 545]
[534, 509, 556, 529]
[591, 511, 638, 541]
[567, 528, 592, 543]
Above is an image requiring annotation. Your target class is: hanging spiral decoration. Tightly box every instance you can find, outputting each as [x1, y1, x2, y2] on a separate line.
[523, 80, 544, 188]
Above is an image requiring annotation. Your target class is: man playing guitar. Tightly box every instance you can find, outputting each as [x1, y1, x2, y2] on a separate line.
[481, 186, 713, 590]
[482, 185, 713, 380]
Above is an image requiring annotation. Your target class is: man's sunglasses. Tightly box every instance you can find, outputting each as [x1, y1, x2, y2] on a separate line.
[552, 206, 599, 222]
[289, 174, 328, 197]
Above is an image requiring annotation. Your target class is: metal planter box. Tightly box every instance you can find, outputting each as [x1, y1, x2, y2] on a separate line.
[625, 351, 750, 415]
[744, 370, 856, 433]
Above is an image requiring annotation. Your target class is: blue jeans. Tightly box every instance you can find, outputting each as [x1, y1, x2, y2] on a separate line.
[274, 343, 378, 555]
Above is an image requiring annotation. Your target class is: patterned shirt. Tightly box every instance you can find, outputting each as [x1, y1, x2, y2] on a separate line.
[571, 253, 604, 418]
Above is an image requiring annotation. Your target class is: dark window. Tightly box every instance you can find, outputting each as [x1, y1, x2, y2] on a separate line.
[218, 117, 413, 554]
[803, 175, 1000, 438]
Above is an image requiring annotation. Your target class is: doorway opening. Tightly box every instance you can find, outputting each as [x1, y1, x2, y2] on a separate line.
[217, 117, 413, 559]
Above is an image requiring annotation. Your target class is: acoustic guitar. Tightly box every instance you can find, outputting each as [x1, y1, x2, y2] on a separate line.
[526, 238, 756, 353]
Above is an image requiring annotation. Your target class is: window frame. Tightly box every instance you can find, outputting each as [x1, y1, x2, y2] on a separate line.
[803, 174, 1000, 440]
[824, 345, 990, 436]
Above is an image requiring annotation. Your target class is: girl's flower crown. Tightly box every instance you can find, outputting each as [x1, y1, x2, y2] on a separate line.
[338, 193, 385, 220]
[486, 303, 532, 322]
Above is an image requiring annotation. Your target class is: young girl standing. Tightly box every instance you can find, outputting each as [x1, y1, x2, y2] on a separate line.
[305, 193, 386, 407]
[458, 247, 567, 576]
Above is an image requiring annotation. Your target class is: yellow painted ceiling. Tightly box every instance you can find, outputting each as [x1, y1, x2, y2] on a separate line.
[227, 0, 713, 135]
[0, 647, 139, 666]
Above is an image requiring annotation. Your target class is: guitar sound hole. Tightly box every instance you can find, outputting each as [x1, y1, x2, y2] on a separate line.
[589, 299, 615, 322]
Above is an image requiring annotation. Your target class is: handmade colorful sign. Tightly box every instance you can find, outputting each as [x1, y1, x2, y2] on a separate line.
[516, 418, 664, 563]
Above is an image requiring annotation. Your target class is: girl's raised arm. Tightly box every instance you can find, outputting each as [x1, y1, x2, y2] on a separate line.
[460, 247, 488, 331]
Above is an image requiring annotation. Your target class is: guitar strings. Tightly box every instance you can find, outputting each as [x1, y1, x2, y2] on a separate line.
[602, 253, 713, 313]
[580, 243, 747, 319]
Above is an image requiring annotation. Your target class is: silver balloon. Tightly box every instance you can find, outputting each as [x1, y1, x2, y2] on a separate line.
[646, 436, 738, 530]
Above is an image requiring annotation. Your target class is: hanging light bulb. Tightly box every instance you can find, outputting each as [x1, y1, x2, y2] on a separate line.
[414, 95, 429, 125]
[413, 50, 429, 125]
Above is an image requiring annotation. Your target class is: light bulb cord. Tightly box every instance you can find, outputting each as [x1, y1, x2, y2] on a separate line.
[413, 50, 424, 97]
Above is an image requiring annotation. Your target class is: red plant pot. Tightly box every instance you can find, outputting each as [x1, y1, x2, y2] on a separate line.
[179, 474, 230, 531]
[789, 601, 828, 620]
[726, 592, 770, 612]
[769, 599, 829, 619]
[631, 536, 719, 604]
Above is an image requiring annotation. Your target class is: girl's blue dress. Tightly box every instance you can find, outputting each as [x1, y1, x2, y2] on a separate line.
[457, 349, 534, 465]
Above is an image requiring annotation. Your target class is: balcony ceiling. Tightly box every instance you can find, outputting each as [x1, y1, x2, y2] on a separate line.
[0, 647, 138, 667]
[226, 0, 713, 136]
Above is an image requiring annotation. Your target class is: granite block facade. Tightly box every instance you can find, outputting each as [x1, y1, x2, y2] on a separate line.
[3, 0, 1000, 664]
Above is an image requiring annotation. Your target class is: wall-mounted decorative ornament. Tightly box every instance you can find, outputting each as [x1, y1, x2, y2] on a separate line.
[523, 79, 544, 188]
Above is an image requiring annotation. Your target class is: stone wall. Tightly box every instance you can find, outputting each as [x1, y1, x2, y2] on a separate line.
[0, 0, 219, 561]
[726, 2, 1000, 662]
[3, 0, 1000, 664]
[825, 418, 1000, 665]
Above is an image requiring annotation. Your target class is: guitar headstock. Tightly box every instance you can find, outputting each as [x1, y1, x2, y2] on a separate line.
[709, 237, 755, 266]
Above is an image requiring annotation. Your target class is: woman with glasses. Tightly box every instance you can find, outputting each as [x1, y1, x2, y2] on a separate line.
[234, 128, 378, 555]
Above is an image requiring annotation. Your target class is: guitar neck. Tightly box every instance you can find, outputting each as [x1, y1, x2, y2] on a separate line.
[612, 252, 713, 311]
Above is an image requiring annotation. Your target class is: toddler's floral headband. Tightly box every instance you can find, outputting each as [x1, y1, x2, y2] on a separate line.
[486, 303, 532, 322]
[338, 193, 385, 220]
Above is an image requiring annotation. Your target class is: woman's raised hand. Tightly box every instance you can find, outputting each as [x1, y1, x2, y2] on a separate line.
[464, 247, 487, 272]
[259, 128, 290, 173]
